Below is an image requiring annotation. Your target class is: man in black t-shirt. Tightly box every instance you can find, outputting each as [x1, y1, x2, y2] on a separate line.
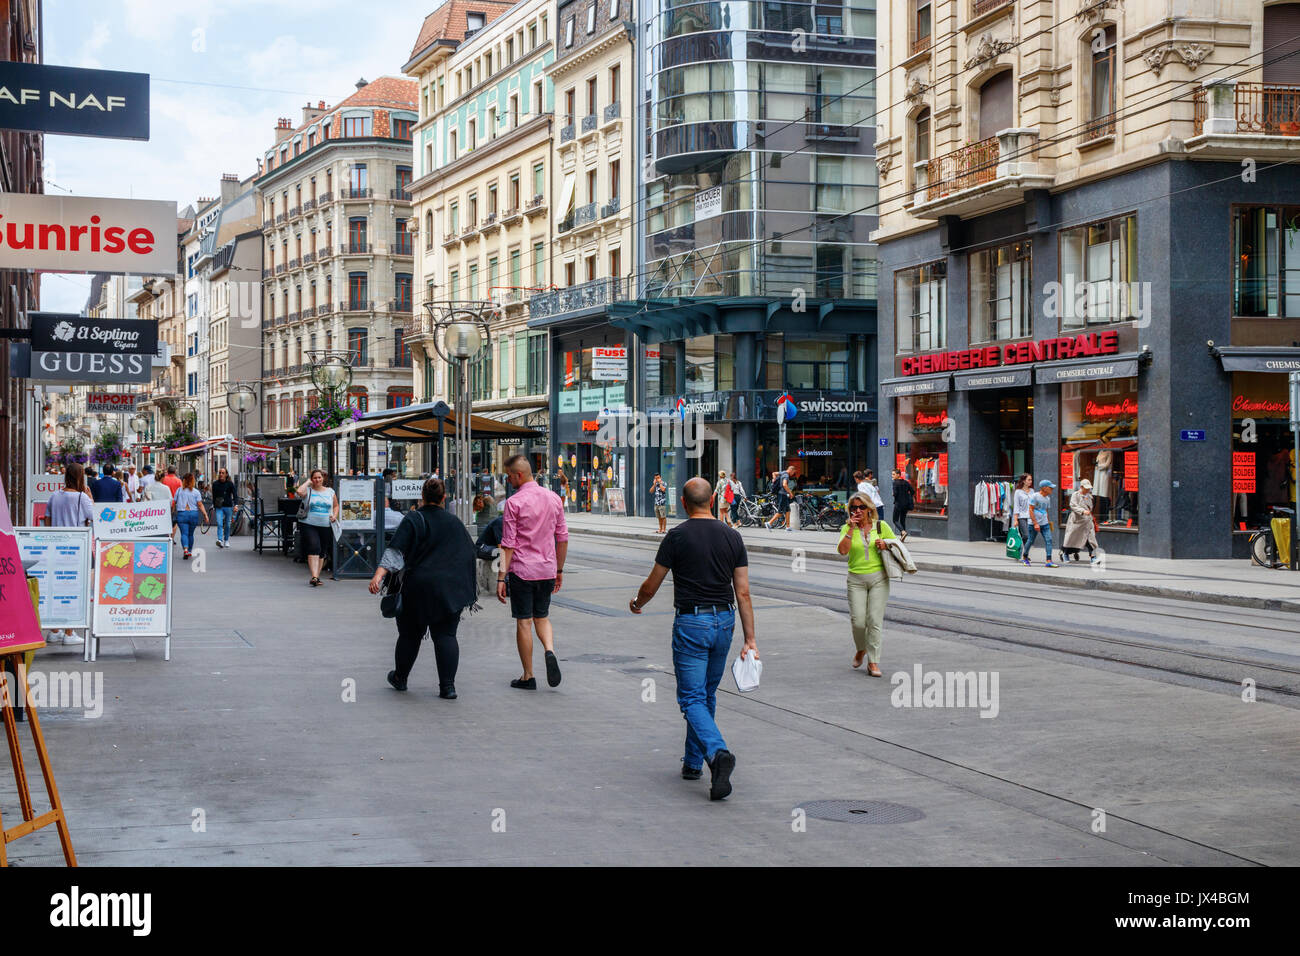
[630, 476, 759, 801]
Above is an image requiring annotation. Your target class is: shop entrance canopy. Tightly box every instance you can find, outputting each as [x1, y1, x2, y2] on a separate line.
[167, 435, 278, 455]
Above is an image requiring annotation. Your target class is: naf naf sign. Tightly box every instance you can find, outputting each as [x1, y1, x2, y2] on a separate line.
[0, 62, 149, 140]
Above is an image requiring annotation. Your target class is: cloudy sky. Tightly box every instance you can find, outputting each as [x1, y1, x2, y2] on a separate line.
[40, 0, 430, 312]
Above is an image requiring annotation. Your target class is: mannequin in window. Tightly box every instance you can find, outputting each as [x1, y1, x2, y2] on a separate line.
[1092, 449, 1113, 520]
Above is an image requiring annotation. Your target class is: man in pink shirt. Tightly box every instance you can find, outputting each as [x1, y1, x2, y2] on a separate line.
[498, 454, 569, 690]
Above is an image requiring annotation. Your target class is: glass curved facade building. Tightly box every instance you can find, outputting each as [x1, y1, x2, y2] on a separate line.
[644, 0, 878, 298]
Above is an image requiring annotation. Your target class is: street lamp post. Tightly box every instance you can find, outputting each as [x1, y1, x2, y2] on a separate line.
[129, 413, 150, 471]
[309, 351, 353, 479]
[228, 383, 258, 488]
[423, 300, 494, 528]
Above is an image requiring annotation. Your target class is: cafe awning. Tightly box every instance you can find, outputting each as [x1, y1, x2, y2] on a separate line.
[167, 435, 278, 455]
[275, 402, 542, 447]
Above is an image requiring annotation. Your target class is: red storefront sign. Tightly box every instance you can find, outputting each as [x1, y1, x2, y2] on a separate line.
[1232, 451, 1256, 493]
[1231, 395, 1290, 417]
[1123, 450, 1139, 492]
[899, 330, 1120, 376]
[580, 420, 599, 432]
[937, 453, 948, 485]
[1084, 397, 1137, 417]
[896, 453, 907, 472]
[914, 410, 947, 426]
[1060, 451, 1074, 490]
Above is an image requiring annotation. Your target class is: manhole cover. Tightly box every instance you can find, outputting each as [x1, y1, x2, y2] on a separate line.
[796, 800, 925, 824]
[565, 654, 645, 665]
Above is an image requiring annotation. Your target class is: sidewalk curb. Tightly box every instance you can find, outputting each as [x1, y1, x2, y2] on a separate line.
[568, 526, 1300, 614]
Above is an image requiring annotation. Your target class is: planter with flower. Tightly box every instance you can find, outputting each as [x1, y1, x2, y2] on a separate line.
[297, 395, 363, 436]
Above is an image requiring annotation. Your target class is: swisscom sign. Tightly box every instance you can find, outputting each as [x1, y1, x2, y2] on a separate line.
[0, 193, 176, 275]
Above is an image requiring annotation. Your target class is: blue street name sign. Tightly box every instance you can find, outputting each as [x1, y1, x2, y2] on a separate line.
[879, 438, 889, 446]
[1180, 430, 1206, 441]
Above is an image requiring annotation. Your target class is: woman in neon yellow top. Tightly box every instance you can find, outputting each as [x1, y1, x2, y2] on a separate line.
[837, 492, 896, 676]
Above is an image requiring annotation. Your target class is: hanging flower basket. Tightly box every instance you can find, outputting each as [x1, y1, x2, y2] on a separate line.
[297, 394, 364, 435]
[162, 424, 200, 450]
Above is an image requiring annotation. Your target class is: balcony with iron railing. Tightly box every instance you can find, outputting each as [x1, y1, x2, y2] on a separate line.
[262, 268, 272, 279]
[389, 298, 413, 314]
[316, 304, 331, 316]
[392, 233, 413, 255]
[288, 258, 300, 270]
[1079, 111, 1116, 145]
[601, 197, 621, 219]
[461, 222, 479, 242]
[302, 252, 315, 265]
[910, 128, 1051, 220]
[528, 275, 632, 321]
[972, 0, 1014, 18]
[1189, 80, 1300, 159]
[340, 187, 372, 200]
[289, 205, 301, 219]
[340, 241, 371, 255]
[275, 213, 286, 225]
[318, 190, 334, 205]
[501, 206, 522, 226]
[602, 101, 622, 126]
[341, 299, 374, 313]
[524, 194, 547, 217]
[442, 231, 461, 248]
[317, 245, 334, 260]
[303, 199, 316, 213]
[573, 202, 598, 231]
[388, 356, 413, 369]
[559, 123, 576, 144]
[275, 264, 286, 275]
[580, 114, 598, 138]
[479, 213, 500, 235]
[390, 187, 412, 201]
[910, 33, 931, 56]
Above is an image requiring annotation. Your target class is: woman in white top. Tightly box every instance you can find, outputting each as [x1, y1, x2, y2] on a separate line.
[296, 469, 339, 587]
[43, 463, 94, 647]
[173, 472, 208, 560]
[1011, 473, 1034, 563]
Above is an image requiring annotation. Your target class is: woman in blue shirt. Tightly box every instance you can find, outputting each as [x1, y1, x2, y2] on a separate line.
[296, 469, 339, 587]
[173, 473, 209, 560]
[1025, 480, 1058, 568]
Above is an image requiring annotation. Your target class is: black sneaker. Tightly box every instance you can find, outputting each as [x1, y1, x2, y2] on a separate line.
[510, 677, 537, 689]
[544, 650, 562, 688]
[439, 685, 457, 699]
[387, 670, 407, 692]
[708, 750, 736, 801]
[681, 765, 703, 781]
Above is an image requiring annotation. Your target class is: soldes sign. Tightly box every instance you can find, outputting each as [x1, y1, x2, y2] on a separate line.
[32, 313, 157, 355]
[0, 194, 176, 275]
[0, 62, 149, 140]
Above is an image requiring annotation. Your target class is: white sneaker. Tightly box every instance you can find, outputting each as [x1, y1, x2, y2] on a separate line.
[45, 632, 62, 644]
[62, 633, 85, 646]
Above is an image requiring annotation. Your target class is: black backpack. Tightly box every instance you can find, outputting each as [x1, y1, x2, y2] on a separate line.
[771, 476, 782, 496]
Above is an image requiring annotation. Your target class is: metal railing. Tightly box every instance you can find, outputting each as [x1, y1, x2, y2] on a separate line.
[303, 199, 316, 213]
[502, 206, 521, 222]
[275, 213, 286, 224]
[288, 258, 300, 270]
[316, 304, 331, 316]
[289, 205, 301, 219]
[341, 299, 373, 313]
[574, 202, 598, 227]
[388, 298, 412, 313]
[1079, 111, 1116, 142]
[528, 275, 631, 320]
[388, 357, 412, 368]
[303, 252, 315, 265]
[972, 0, 1012, 16]
[275, 264, 286, 274]
[560, 124, 575, 143]
[318, 190, 334, 204]
[911, 33, 931, 56]
[525, 195, 546, 213]
[581, 114, 598, 134]
[340, 187, 371, 200]
[601, 198, 621, 218]
[926, 135, 999, 201]
[1192, 82, 1300, 136]
[392, 234, 413, 255]
[603, 101, 622, 123]
[340, 241, 370, 254]
[390, 187, 412, 201]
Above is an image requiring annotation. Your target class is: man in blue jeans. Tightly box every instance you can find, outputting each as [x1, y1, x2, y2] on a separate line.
[1025, 480, 1058, 568]
[630, 476, 759, 801]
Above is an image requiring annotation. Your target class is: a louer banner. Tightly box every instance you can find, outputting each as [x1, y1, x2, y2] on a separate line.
[0, 193, 176, 274]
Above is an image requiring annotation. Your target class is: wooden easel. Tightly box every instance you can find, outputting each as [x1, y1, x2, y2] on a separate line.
[0, 652, 76, 866]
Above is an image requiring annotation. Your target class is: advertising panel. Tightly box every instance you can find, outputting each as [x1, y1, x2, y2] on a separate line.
[16, 527, 92, 629]
[93, 538, 171, 636]
[92, 500, 172, 539]
[0, 194, 177, 274]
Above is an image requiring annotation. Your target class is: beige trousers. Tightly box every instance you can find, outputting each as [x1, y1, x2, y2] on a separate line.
[846, 570, 890, 662]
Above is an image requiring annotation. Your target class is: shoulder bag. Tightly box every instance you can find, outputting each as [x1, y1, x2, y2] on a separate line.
[380, 510, 434, 618]
[296, 491, 309, 521]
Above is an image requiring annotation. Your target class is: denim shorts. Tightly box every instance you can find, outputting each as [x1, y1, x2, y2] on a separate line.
[508, 573, 555, 619]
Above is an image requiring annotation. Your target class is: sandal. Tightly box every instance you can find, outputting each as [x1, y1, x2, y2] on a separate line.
[867, 662, 883, 677]
[310, 577, 320, 587]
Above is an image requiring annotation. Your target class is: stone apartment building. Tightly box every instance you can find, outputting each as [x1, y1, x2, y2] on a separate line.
[256, 77, 419, 472]
[872, 0, 1300, 558]
[406, 0, 556, 473]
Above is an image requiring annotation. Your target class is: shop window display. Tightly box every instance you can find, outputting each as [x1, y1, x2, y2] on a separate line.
[1060, 377, 1138, 530]
[1230, 372, 1296, 530]
[896, 393, 949, 515]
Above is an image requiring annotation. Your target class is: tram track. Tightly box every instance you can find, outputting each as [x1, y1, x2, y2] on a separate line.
[569, 539, 1300, 700]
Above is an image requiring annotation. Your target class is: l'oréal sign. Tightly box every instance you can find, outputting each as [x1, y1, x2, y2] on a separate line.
[0, 62, 148, 140]
[0, 194, 176, 274]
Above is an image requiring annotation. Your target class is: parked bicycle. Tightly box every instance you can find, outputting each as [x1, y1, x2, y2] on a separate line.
[1249, 505, 1295, 569]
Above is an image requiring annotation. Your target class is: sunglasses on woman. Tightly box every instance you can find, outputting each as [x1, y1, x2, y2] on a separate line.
[849, 504, 866, 512]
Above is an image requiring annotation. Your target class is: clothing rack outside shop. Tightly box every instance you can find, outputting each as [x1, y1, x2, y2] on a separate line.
[976, 474, 1015, 541]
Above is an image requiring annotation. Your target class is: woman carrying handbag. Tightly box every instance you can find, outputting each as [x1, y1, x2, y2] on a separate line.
[369, 477, 477, 698]
[837, 492, 897, 677]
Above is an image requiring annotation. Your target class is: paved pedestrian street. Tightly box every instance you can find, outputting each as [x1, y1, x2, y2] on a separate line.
[5, 531, 1297, 867]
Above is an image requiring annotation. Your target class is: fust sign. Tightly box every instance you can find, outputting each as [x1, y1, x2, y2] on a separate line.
[0, 194, 177, 274]
[31, 312, 158, 355]
[0, 62, 148, 140]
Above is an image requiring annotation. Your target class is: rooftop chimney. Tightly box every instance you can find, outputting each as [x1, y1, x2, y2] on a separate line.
[220, 173, 240, 207]
[274, 116, 294, 145]
[302, 100, 327, 126]
[355, 77, 367, 91]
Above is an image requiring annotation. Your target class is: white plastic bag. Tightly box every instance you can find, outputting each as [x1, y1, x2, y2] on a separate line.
[731, 649, 762, 693]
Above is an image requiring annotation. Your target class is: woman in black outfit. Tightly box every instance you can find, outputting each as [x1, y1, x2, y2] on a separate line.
[211, 467, 238, 548]
[891, 469, 915, 540]
[368, 478, 477, 698]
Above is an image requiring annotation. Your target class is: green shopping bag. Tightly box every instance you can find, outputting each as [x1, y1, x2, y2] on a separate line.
[1005, 525, 1023, 560]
